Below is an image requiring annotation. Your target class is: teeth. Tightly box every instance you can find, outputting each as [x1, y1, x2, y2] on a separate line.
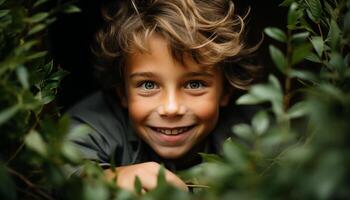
[154, 127, 190, 135]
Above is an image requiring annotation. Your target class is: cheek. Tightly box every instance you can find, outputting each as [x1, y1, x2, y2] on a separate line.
[127, 96, 155, 124]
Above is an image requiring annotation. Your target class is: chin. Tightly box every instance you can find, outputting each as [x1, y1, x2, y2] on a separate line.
[153, 146, 190, 159]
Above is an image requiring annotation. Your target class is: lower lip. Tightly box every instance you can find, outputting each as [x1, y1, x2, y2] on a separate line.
[147, 126, 195, 146]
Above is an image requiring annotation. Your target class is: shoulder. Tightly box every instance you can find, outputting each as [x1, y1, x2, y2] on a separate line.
[66, 91, 133, 146]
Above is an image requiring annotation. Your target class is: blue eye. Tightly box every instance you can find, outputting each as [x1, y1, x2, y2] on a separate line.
[185, 81, 204, 89]
[140, 81, 158, 90]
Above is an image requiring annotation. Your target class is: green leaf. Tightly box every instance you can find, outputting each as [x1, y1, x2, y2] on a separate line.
[43, 60, 54, 76]
[236, 93, 265, 105]
[287, 101, 309, 119]
[310, 36, 324, 57]
[292, 43, 312, 65]
[24, 130, 48, 156]
[0, 105, 20, 125]
[16, 65, 29, 89]
[0, 9, 9, 18]
[26, 12, 49, 23]
[61, 143, 82, 163]
[26, 51, 47, 60]
[264, 27, 287, 42]
[28, 24, 46, 35]
[157, 164, 166, 186]
[252, 111, 269, 136]
[288, 3, 302, 27]
[305, 53, 321, 63]
[134, 176, 143, 195]
[63, 5, 81, 13]
[232, 124, 254, 141]
[280, 0, 294, 7]
[290, 69, 317, 82]
[328, 20, 341, 51]
[269, 45, 287, 73]
[0, 0, 7, 6]
[34, 0, 49, 7]
[328, 52, 345, 72]
[292, 32, 310, 44]
[198, 153, 224, 163]
[223, 142, 247, 169]
[48, 69, 69, 81]
[306, 0, 322, 22]
[66, 124, 91, 140]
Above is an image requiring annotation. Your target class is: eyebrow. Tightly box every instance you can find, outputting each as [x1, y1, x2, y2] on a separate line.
[129, 71, 214, 79]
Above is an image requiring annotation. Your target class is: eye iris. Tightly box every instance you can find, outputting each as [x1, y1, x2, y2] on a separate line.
[144, 82, 154, 89]
[189, 82, 200, 89]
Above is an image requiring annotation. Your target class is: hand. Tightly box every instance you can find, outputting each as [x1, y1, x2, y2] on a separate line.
[103, 162, 188, 193]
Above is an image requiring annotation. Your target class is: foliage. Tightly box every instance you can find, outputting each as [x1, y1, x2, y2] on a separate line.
[0, 0, 349, 199]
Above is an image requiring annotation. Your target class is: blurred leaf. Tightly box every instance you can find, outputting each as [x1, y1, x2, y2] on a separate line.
[0, 104, 20, 125]
[66, 124, 91, 140]
[134, 176, 142, 195]
[28, 24, 46, 35]
[232, 124, 254, 141]
[290, 69, 317, 82]
[306, 0, 322, 22]
[292, 32, 310, 44]
[0, 0, 7, 6]
[328, 52, 345, 72]
[252, 111, 269, 135]
[24, 130, 48, 157]
[292, 43, 312, 65]
[0, 9, 9, 18]
[43, 60, 53, 76]
[198, 153, 224, 163]
[310, 36, 324, 57]
[236, 94, 265, 105]
[280, 0, 294, 7]
[223, 141, 247, 169]
[48, 68, 69, 81]
[269, 45, 287, 73]
[61, 143, 82, 163]
[287, 101, 309, 119]
[264, 27, 287, 42]
[157, 165, 166, 186]
[288, 3, 302, 27]
[63, 5, 81, 13]
[25, 12, 49, 23]
[34, 0, 49, 7]
[328, 20, 341, 51]
[83, 181, 109, 200]
[26, 51, 47, 60]
[305, 53, 321, 63]
[16, 65, 29, 89]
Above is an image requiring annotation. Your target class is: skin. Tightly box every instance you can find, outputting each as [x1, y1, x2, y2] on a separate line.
[105, 34, 230, 193]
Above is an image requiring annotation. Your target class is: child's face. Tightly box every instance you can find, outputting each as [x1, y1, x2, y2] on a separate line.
[121, 34, 230, 159]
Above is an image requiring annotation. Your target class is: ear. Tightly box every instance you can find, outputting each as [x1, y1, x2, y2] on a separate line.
[116, 87, 128, 108]
[220, 88, 233, 106]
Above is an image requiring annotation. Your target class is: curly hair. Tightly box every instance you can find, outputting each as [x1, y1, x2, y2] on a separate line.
[93, 0, 261, 91]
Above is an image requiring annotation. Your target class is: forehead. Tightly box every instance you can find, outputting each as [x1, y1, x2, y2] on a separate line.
[125, 34, 218, 75]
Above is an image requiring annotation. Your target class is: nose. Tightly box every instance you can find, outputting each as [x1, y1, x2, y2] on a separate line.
[157, 91, 186, 117]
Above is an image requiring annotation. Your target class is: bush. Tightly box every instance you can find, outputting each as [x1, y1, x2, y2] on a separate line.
[0, 0, 349, 199]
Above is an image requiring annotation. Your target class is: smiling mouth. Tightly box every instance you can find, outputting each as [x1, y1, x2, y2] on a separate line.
[149, 125, 195, 135]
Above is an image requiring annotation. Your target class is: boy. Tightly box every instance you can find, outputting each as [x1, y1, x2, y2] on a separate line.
[66, 0, 260, 192]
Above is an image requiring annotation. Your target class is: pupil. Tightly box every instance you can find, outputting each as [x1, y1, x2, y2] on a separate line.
[145, 82, 154, 89]
[190, 82, 199, 88]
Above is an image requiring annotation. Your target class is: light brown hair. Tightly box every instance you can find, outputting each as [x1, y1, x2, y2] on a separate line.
[93, 0, 261, 91]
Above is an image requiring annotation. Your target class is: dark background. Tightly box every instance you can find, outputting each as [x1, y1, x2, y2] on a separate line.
[49, 0, 286, 111]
